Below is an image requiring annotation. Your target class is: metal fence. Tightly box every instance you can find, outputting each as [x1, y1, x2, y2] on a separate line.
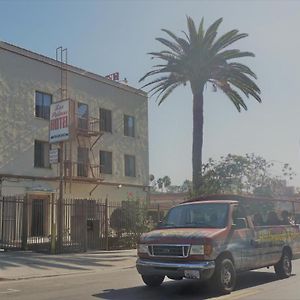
[0, 195, 161, 253]
[0, 196, 24, 249]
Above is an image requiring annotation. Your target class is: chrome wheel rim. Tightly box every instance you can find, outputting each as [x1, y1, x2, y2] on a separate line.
[222, 264, 232, 287]
[283, 255, 291, 275]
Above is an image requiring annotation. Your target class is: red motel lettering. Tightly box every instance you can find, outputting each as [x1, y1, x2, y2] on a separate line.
[50, 116, 68, 130]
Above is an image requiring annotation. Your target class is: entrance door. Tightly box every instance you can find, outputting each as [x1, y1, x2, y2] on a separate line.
[31, 199, 44, 236]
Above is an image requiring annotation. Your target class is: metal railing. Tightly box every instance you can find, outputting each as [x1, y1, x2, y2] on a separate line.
[75, 115, 101, 136]
[0, 196, 160, 253]
[64, 161, 104, 180]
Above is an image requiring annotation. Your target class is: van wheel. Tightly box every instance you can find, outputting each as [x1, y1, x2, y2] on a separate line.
[274, 250, 292, 279]
[141, 275, 164, 287]
[211, 258, 236, 294]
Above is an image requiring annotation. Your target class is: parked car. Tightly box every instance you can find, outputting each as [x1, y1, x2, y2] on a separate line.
[136, 195, 300, 294]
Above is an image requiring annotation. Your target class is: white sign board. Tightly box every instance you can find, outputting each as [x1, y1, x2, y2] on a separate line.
[49, 149, 59, 164]
[49, 100, 70, 143]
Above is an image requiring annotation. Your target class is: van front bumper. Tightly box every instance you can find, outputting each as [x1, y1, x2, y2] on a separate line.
[136, 258, 215, 280]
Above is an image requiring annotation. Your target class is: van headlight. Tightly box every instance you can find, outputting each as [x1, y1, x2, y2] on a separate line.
[138, 244, 148, 254]
[190, 245, 204, 255]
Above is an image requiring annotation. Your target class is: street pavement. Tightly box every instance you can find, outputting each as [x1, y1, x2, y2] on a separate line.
[0, 249, 137, 280]
[1, 250, 300, 299]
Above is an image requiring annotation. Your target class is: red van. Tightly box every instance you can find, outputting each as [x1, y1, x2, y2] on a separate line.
[136, 195, 300, 294]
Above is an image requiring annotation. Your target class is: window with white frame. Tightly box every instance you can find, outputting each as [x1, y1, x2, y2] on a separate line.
[35, 91, 52, 120]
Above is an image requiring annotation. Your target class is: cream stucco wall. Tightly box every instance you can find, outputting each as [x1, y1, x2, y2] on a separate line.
[0, 42, 148, 202]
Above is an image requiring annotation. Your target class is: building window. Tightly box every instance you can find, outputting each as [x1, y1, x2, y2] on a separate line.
[34, 140, 50, 168]
[77, 147, 89, 177]
[124, 115, 135, 137]
[100, 151, 112, 174]
[77, 102, 89, 130]
[100, 108, 112, 132]
[35, 91, 52, 120]
[124, 155, 136, 177]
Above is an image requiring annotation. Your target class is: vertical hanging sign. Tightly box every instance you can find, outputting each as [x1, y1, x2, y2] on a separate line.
[49, 100, 70, 143]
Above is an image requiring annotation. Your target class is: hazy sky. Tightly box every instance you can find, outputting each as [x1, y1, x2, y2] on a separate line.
[1, 0, 300, 187]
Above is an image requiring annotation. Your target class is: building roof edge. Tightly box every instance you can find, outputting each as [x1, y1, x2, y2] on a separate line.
[0, 40, 147, 97]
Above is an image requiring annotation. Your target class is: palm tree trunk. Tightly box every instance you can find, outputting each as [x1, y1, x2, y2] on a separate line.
[192, 88, 204, 193]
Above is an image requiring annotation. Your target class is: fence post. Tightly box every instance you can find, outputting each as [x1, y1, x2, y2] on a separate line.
[105, 197, 109, 250]
[0, 179, 2, 241]
[21, 195, 28, 250]
[50, 194, 56, 254]
[83, 199, 87, 252]
[1, 196, 4, 244]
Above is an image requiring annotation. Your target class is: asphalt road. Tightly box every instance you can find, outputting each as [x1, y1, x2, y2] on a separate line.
[1, 259, 300, 300]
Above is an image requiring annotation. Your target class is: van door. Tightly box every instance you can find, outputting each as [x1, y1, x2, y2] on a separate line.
[230, 205, 256, 271]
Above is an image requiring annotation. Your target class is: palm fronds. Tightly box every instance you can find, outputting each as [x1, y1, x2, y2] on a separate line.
[140, 16, 261, 109]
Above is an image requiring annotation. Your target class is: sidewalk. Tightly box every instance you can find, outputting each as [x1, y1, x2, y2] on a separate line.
[0, 249, 137, 281]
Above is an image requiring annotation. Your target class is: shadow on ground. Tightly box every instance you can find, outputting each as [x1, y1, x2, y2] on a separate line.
[0, 250, 136, 273]
[93, 270, 289, 300]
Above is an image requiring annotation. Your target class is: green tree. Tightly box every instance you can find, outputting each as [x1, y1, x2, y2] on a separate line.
[180, 179, 193, 193]
[157, 178, 163, 190]
[151, 175, 172, 192]
[140, 17, 261, 192]
[162, 175, 171, 189]
[149, 174, 156, 192]
[199, 153, 295, 197]
[110, 201, 153, 247]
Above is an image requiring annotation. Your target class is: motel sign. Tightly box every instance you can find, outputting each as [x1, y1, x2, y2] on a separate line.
[49, 100, 70, 143]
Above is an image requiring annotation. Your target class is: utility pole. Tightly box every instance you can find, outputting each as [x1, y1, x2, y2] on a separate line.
[55, 46, 67, 254]
[0, 178, 3, 244]
[57, 142, 64, 253]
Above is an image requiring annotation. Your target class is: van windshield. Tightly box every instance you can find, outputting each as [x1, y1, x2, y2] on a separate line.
[160, 203, 229, 229]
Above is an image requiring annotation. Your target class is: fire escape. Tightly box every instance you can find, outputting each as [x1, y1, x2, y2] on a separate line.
[55, 47, 104, 195]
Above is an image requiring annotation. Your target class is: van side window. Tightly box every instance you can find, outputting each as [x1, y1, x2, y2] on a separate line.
[252, 212, 264, 226]
[279, 210, 295, 225]
[232, 205, 248, 229]
[266, 211, 281, 225]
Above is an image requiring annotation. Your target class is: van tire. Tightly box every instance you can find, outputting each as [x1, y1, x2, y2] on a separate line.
[211, 258, 236, 294]
[274, 250, 292, 279]
[141, 275, 164, 287]
[167, 276, 183, 280]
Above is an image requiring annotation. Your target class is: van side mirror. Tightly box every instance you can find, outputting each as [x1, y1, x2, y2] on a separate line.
[156, 221, 163, 228]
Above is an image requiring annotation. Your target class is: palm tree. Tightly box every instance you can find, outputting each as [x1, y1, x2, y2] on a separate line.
[140, 17, 261, 192]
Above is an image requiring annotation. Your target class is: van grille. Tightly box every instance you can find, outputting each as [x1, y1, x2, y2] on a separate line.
[148, 245, 189, 257]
